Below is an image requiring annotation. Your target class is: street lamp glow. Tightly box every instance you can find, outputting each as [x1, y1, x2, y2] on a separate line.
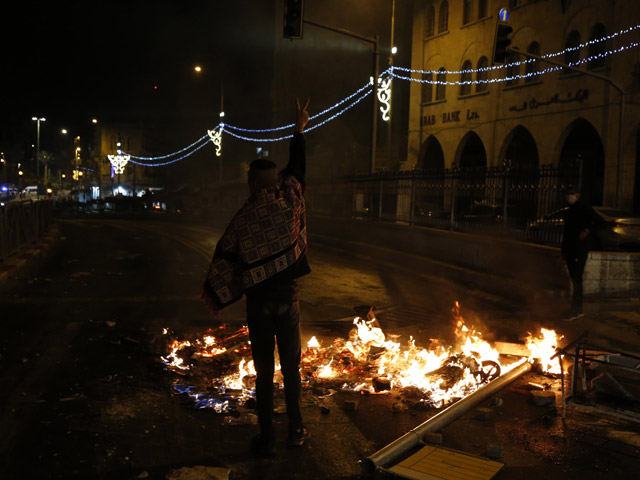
[194, 65, 202, 72]
[219, 111, 225, 118]
[391, 46, 398, 55]
[91, 118, 98, 124]
[61, 128, 68, 134]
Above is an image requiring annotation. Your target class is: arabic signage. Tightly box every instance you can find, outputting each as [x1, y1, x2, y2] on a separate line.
[508, 89, 589, 113]
[422, 109, 480, 127]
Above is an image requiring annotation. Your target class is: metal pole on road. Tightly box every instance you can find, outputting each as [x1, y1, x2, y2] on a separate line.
[362, 360, 533, 474]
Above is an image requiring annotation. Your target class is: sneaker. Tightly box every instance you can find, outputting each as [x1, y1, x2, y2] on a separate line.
[563, 310, 584, 322]
[250, 434, 276, 458]
[287, 426, 310, 447]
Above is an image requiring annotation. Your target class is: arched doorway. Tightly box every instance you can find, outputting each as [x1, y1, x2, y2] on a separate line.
[454, 132, 487, 224]
[415, 135, 446, 223]
[419, 135, 445, 171]
[457, 131, 487, 168]
[502, 126, 539, 222]
[558, 119, 605, 206]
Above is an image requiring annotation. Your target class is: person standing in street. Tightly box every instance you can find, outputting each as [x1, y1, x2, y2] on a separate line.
[201, 99, 311, 457]
[561, 185, 605, 321]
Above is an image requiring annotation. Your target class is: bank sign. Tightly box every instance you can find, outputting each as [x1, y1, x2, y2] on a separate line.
[422, 109, 480, 126]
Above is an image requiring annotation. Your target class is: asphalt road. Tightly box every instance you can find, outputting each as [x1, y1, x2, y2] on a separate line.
[1, 218, 638, 480]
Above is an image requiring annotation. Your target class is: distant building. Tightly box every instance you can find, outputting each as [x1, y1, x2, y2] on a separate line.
[405, 0, 640, 211]
[92, 124, 160, 198]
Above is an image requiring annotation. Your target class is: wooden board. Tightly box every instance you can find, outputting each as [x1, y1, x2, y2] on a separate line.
[385, 445, 503, 480]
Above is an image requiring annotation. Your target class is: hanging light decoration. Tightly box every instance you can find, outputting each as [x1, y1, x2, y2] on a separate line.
[208, 126, 223, 157]
[107, 154, 131, 175]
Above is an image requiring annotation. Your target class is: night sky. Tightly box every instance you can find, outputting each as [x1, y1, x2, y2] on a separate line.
[2, 1, 276, 156]
[1, 0, 407, 184]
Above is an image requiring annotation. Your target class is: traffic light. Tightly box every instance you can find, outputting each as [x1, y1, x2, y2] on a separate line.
[493, 23, 513, 64]
[283, 0, 304, 39]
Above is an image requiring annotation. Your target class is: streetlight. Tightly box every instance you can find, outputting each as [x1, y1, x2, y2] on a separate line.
[32, 116, 46, 188]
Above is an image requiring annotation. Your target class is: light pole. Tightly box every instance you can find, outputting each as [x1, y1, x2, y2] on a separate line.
[304, 20, 379, 173]
[32, 116, 46, 188]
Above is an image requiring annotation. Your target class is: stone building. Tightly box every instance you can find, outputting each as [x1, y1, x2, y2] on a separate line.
[404, 0, 640, 211]
[92, 124, 159, 198]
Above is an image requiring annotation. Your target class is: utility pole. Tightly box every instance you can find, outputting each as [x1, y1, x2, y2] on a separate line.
[386, 0, 396, 170]
[304, 20, 379, 173]
[32, 117, 46, 195]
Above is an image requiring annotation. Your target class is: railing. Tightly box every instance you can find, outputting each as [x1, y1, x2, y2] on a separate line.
[0, 199, 54, 262]
[306, 163, 581, 246]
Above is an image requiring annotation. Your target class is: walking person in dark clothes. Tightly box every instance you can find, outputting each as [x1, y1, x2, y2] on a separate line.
[561, 186, 605, 321]
[201, 99, 311, 457]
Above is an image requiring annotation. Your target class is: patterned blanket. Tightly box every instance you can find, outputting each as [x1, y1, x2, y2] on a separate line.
[202, 174, 307, 313]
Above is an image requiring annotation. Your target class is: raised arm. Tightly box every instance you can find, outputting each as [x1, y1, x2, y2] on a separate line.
[285, 99, 310, 186]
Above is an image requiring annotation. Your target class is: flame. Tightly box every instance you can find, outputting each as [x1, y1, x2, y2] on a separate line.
[162, 303, 564, 412]
[526, 328, 564, 374]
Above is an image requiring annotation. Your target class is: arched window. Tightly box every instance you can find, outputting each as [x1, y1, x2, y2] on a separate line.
[438, 1, 449, 33]
[564, 30, 581, 73]
[506, 51, 520, 86]
[425, 5, 435, 37]
[478, 0, 488, 18]
[525, 42, 540, 82]
[435, 67, 447, 100]
[463, 0, 472, 24]
[460, 60, 472, 95]
[588, 24, 606, 69]
[476, 56, 488, 92]
[422, 72, 433, 103]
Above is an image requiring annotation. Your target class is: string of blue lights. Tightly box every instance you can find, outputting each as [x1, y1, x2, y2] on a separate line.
[121, 23, 639, 166]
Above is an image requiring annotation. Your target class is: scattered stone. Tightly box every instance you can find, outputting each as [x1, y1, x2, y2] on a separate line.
[531, 390, 556, 406]
[423, 432, 443, 446]
[137, 471, 149, 479]
[320, 405, 331, 414]
[475, 407, 493, 421]
[485, 444, 503, 459]
[344, 399, 359, 411]
[489, 397, 503, 408]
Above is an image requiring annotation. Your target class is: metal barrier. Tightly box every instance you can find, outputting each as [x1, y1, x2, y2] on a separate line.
[307, 163, 581, 246]
[0, 199, 54, 262]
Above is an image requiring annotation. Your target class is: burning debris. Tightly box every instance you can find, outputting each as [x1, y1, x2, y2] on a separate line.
[160, 303, 563, 413]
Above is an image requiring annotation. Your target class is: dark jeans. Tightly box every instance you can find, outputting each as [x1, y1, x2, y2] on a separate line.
[563, 252, 588, 311]
[246, 280, 303, 438]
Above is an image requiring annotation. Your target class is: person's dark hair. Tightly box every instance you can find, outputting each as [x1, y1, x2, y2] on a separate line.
[248, 159, 278, 192]
[249, 159, 277, 171]
[565, 185, 579, 195]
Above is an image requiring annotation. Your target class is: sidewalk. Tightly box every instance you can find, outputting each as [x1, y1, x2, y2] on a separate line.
[0, 223, 61, 286]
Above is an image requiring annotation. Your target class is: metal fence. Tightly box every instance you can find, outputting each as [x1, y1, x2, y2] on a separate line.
[0, 199, 54, 262]
[306, 163, 582, 246]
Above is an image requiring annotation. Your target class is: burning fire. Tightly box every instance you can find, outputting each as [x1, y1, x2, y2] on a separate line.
[161, 303, 563, 411]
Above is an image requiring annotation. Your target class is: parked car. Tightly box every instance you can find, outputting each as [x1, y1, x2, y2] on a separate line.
[525, 206, 640, 251]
